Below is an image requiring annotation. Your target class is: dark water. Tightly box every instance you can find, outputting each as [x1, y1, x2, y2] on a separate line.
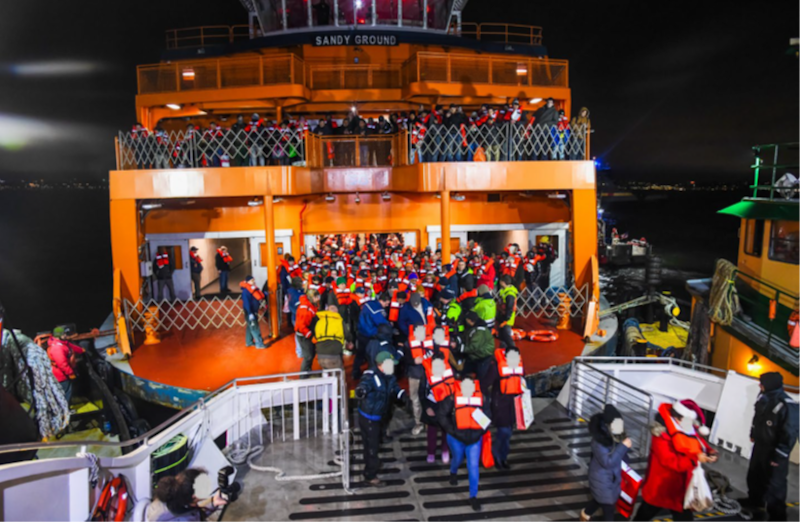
[0, 190, 112, 335]
[0, 189, 745, 335]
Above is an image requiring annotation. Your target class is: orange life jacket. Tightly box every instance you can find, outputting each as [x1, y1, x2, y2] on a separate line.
[454, 380, 485, 431]
[389, 290, 401, 321]
[335, 287, 352, 306]
[240, 280, 265, 301]
[789, 310, 799, 349]
[155, 253, 170, 268]
[457, 288, 477, 303]
[495, 348, 524, 395]
[422, 357, 456, 401]
[409, 325, 435, 360]
[217, 249, 233, 264]
[190, 250, 203, 264]
[657, 402, 712, 457]
[421, 282, 435, 302]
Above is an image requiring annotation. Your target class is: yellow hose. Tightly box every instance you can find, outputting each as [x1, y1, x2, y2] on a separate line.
[709, 259, 740, 326]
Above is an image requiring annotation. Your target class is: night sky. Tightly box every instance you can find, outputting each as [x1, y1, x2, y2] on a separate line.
[0, 0, 796, 182]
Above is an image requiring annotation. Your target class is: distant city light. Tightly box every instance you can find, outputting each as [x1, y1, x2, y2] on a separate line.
[166, 104, 182, 110]
[10, 60, 101, 77]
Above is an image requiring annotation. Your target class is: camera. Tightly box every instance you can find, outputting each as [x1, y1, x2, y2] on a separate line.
[217, 466, 241, 503]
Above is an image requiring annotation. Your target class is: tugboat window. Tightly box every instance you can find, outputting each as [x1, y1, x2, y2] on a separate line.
[744, 219, 764, 257]
[768, 220, 799, 265]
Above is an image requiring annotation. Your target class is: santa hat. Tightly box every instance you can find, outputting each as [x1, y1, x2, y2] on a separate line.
[675, 399, 709, 437]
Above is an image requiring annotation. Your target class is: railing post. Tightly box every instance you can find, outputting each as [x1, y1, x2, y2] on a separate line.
[446, 55, 451, 83]
[216, 60, 221, 89]
[355, 136, 360, 166]
[423, 0, 428, 29]
[488, 58, 493, 84]
[175, 64, 180, 92]
[585, 123, 591, 160]
[290, 57, 295, 84]
[259, 57, 264, 85]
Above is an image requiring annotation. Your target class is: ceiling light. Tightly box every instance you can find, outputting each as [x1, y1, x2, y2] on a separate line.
[354, 192, 361, 204]
[548, 192, 567, 199]
[381, 192, 391, 201]
[273, 197, 284, 203]
[355, 0, 363, 7]
[529, 98, 542, 104]
[166, 104, 182, 110]
[181, 68, 195, 80]
[516, 63, 527, 76]
[518, 191, 533, 198]
[451, 192, 465, 201]
[325, 193, 336, 202]
[434, 193, 441, 199]
[351, 106, 357, 113]
[141, 202, 162, 210]
[247, 198, 263, 206]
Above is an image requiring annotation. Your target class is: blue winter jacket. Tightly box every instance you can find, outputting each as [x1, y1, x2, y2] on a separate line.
[397, 298, 432, 339]
[587, 413, 629, 505]
[356, 369, 405, 419]
[242, 288, 261, 316]
[358, 300, 389, 338]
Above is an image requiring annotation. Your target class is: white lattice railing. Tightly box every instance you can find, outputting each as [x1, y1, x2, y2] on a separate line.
[503, 284, 590, 319]
[123, 296, 267, 332]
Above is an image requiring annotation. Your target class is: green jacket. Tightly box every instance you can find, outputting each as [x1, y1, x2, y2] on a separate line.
[465, 325, 494, 360]
[444, 301, 464, 332]
[499, 285, 519, 326]
[474, 295, 496, 328]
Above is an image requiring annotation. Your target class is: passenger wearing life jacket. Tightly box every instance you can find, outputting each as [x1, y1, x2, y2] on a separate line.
[215, 246, 233, 293]
[421, 273, 437, 302]
[240, 275, 266, 349]
[523, 250, 544, 289]
[295, 289, 320, 377]
[406, 321, 434, 435]
[153, 246, 176, 301]
[189, 246, 204, 299]
[489, 347, 524, 469]
[388, 289, 407, 324]
[456, 259, 476, 307]
[534, 236, 558, 289]
[497, 275, 519, 349]
[47, 326, 85, 403]
[473, 285, 497, 329]
[476, 256, 496, 290]
[355, 292, 392, 381]
[463, 311, 496, 396]
[398, 292, 434, 342]
[439, 288, 464, 337]
[420, 351, 455, 464]
[314, 304, 346, 370]
[435, 377, 490, 512]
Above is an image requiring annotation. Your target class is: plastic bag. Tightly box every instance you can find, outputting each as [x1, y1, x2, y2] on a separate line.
[514, 386, 534, 430]
[480, 430, 494, 468]
[684, 463, 714, 512]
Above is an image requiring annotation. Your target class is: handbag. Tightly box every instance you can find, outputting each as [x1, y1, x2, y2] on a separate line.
[514, 384, 534, 430]
[684, 463, 714, 512]
[616, 461, 643, 519]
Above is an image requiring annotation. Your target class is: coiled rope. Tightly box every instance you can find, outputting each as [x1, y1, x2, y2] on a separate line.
[708, 259, 740, 326]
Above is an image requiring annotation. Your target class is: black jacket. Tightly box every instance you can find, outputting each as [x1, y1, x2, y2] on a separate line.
[435, 392, 490, 445]
[215, 252, 230, 272]
[486, 363, 517, 428]
[153, 260, 173, 281]
[751, 388, 799, 462]
[356, 369, 405, 418]
[532, 105, 558, 127]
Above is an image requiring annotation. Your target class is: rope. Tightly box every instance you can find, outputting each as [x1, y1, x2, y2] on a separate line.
[78, 452, 100, 488]
[225, 440, 344, 481]
[708, 259, 740, 326]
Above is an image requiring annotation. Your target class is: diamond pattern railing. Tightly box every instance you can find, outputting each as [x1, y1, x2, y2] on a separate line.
[124, 296, 267, 332]
[118, 128, 305, 170]
[500, 284, 590, 320]
[413, 123, 588, 162]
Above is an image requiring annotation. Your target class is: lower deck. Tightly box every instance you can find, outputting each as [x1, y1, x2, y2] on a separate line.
[221, 400, 799, 521]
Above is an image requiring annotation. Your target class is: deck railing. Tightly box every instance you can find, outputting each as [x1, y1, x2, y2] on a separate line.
[306, 132, 408, 168]
[749, 142, 799, 200]
[165, 25, 253, 49]
[458, 23, 544, 46]
[137, 52, 568, 94]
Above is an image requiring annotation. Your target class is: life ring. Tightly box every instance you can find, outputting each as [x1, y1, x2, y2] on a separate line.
[511, 328, 527, 341]
[528, 330, 558, 342]
[92, 476, 128, 522]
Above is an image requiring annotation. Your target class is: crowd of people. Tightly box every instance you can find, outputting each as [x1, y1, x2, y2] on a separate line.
[126, 99, 591, 169]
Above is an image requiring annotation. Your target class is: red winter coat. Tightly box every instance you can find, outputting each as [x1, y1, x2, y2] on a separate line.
[640, 405, 711, 512]
[476, 258, 496, 290]
[47, 338, 85, 382]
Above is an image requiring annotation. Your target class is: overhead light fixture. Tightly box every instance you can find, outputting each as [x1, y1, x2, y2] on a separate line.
[516, 63, 527, 76]
[434, 193, 441, 199]
[247, 198, 263, 206]
[183, 199, 196, 205]
[529, 98, 542, 104]
[548, 192, 567, 199]
[351, 106, 357, 113]
[273, 197, 284, 203]
[518, 191, 534, 198]
[354, 192, 361, 204]
[451, 192, 466, 201]
[381, 192, 391, 201]
[198, 110, 207, 116]
[141, 202, 162, 210]
[181, 68, 195, 80]
[166, 104, 182, 110]
[747, 354, 761, 373]
[325, 193, 336, 202]
[355, 0, 363, 7]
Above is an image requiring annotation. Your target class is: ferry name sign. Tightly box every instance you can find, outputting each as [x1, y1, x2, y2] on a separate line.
[313, 33, 398, 46]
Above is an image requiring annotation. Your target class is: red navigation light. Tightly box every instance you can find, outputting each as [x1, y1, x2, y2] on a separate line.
[358, 18, 366, 24]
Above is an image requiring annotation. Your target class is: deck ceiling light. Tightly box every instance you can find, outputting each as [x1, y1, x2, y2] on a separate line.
[354, 192, 361, 204]
[529, 98, 542, 104]
[548, 192, 567, 199]
[247, 198, 263, 206]
[273, 197, 284, 203]
[351, 106, 357, 113]
[325, 193, 336, 202]
[516, 63, 527, 75]
[381, 192, 391, 201]
[451, 192, 466, 201]
[181, 68, 195, 80]
[141, 202, 162, 210]
[747, 354, 761, 373]
[519, 191, 534, 198]
[166, 104, 182, 110]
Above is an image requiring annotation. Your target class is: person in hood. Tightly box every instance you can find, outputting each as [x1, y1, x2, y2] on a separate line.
[746, 372, 799, 521]
[462, 311, 495, 396]
[634, 400, 717, 521]
[47, 326, 85, 403]
[531, 98, 559, 160]
[580, 405, 632, 521]
[146, 468, 226, 521]
[366, 323, 400, 369]
[570, 106, 591, 160]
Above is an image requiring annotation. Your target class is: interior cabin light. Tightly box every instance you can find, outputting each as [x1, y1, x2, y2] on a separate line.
[747, 354, 761, 373]
[166, 104, 182, 110]
[273, 197, 284, 203]
[351, 106, 357, 113]
[141, 202, 162, 210]
[182, 68, 195, 80]
[529, 98, 542, 104]
[451, 192, 466, 201]
[381, 192, 391, 201]
[247, 198, 263, 206]
[355, 0, 362, 7]
[548, 192, 567, 199]
[325, 193, 336, 202]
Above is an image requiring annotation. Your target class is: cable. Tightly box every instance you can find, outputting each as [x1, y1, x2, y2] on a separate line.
[224, 441, 344, 481]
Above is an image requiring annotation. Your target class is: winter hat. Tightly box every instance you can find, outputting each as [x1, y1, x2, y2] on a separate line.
[477, 284, 491, 296]
[677, 399, 709, 436]
[336, 277, 346, 286]
[602, 404, 622, 424]
[396, 291, 408, 301]
[291, 277, 303, 290]
[760, 372, 783, 393]
[440, 288, 455, 300]
[52, 326, 66, 338]
[408, 273, 419, 280]
[190, 246, 199, 252]
[245, 275, 254, 282]
[465, 311, 480, 324]
[354, 286, 366, 295]
[409, 293, 421, 307]
[375, 351, 394, 365]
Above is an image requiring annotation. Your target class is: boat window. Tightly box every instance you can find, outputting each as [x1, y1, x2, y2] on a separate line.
[768, 220, 799, 265]
[744, 219, 764, 257]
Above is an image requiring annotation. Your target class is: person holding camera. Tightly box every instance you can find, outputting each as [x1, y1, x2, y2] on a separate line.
[354, 351, 409, 487]
[579, 404, 632, 521]
[146, 468, 227, 521]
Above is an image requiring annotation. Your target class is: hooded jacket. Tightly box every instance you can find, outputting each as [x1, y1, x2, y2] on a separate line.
[587, 411, 629, 505]
[367, 324, 400, 368]
[358, 299, 389, 338]
[751, 387, 799, 462]
[571, 107, 591, 134]
[465, 318, 495, 361]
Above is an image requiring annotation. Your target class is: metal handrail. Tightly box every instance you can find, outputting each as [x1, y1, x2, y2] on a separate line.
[0, 369, 345, 455]
[750, 142, 799, 200]
[458, 23, 544, 45]
[165, 25, 252, 49]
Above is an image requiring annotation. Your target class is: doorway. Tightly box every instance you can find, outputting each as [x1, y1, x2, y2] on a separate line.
[188, 238, 251, 296]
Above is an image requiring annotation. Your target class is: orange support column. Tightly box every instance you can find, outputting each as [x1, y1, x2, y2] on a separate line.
[570, 188, 598, 292]
[263, 196, 280, 339]
[109, 199, 142, 303]
[440, 190, 451, 264]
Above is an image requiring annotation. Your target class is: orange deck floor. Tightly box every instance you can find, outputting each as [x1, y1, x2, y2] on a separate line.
[128, 317, 586, 392]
